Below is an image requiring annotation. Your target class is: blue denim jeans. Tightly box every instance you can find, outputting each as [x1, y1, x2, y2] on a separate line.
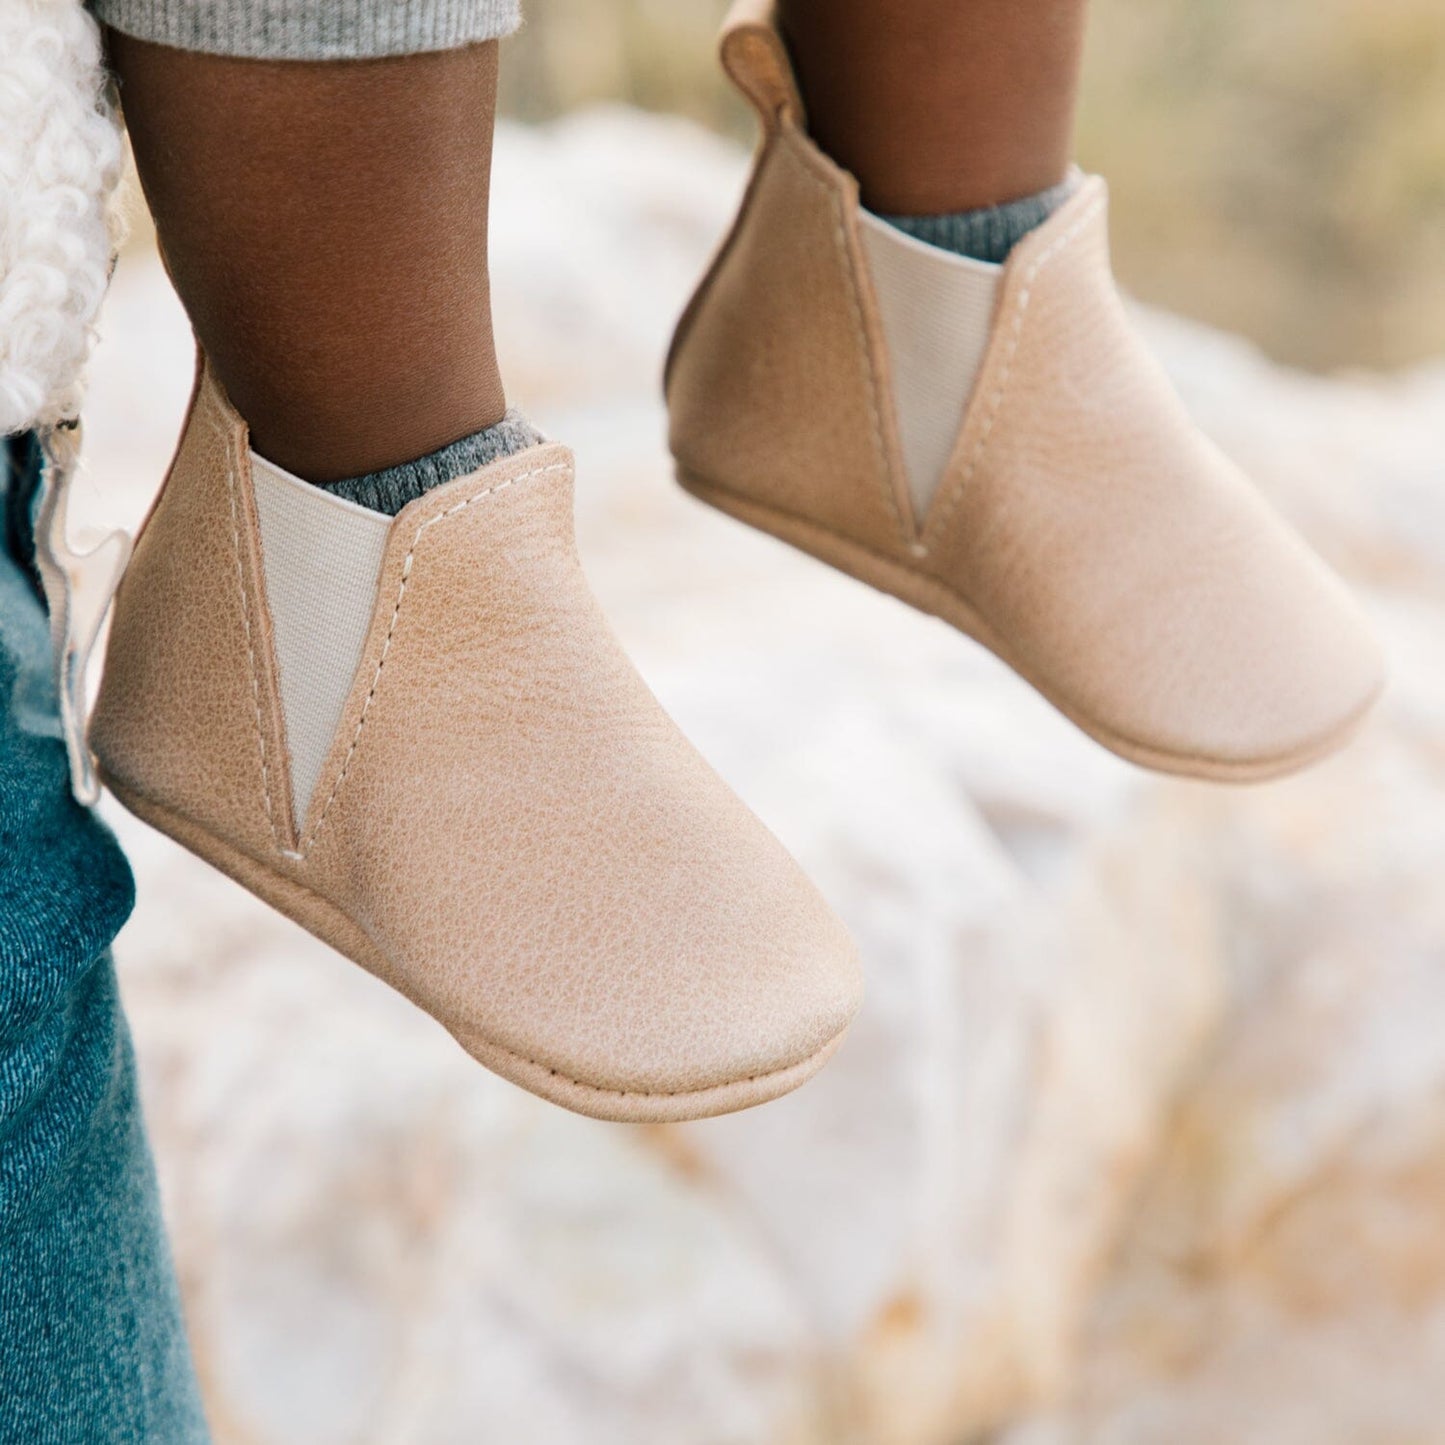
[0, 436, 208, 1442]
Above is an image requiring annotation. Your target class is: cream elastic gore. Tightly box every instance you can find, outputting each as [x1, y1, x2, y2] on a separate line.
[857, 210, 1001, 521]
[249, 451, 391, 823]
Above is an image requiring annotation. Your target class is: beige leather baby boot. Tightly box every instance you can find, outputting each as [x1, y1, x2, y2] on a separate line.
[91, 357, 862, 1121]
[667, 0, 1384, 782]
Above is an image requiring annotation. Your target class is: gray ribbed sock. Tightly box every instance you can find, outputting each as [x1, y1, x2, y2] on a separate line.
[881, 174, 1079, 264]
[322, 408, 542, 516]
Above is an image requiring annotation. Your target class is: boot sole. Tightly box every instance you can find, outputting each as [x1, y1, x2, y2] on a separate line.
[677, 467, 1378, 784]
[100, 766, 849, 1123]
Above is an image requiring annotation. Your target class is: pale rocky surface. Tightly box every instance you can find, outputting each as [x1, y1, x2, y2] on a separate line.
[73, 110, 1445, 1444]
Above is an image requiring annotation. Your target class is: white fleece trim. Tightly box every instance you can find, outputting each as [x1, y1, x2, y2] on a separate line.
[0, 2, 123, 431]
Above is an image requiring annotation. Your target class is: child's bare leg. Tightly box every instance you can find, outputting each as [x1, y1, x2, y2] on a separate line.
[108, 34, 505, 484]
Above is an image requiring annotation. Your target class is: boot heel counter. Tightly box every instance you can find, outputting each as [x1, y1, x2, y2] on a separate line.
[92, 367, 295, 858]
[663, 142, 765, 483]
[664, 0, 811, 447]
[665, 125, 908, 552]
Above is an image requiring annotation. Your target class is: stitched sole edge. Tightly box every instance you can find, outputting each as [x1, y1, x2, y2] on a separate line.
[99, 767, 851, 1123]
[677, 468, 1381, 785]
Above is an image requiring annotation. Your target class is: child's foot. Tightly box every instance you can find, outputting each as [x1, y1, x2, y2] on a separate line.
[667, 0, 1384, 782]
[92, 359, 861, 1121]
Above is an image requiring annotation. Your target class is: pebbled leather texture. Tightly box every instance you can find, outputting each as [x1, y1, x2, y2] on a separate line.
[666, 118, 914, 548]
[92, 358, 297, 856]
[666, 0, 1385, 777]
[91, 358, 862, 1121]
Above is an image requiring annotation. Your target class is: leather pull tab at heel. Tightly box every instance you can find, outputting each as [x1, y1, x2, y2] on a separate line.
[720, 0, 805, 135]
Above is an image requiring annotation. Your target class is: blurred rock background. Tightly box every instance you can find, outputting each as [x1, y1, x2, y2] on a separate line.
[82, 3, 1445, 1442]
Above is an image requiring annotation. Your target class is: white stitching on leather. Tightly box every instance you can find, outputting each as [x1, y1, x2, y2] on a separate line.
[213, 404, 282, 852]
[300, 461, 570, 856]
[924, 193, 1107, 545]
[473, 1025, 843, 1101]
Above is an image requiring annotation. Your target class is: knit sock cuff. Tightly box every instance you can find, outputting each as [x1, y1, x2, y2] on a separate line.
[87, 0, 522, 59]
[321, 409, 542, 515]
[880, 172, 1082, 265]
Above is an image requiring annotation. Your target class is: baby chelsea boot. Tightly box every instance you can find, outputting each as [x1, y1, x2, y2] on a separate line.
[91, 356, 862, 1121]
[666, 0, 1385, 782]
